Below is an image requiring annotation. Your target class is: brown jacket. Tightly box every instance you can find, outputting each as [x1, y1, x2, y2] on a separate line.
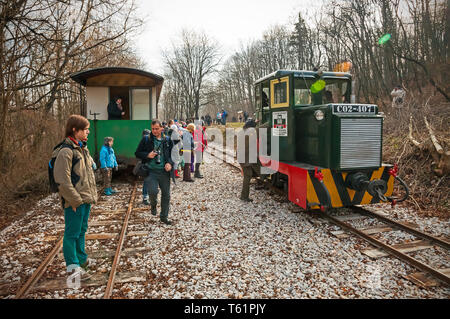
[238, 128, 259, 168]
[53, 137, 98, 209]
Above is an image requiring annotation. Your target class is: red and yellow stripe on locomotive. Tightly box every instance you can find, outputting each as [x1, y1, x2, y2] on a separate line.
[259, 157, 397, 210]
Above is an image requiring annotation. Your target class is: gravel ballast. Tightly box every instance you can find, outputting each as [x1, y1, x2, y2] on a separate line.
[0, 159, 448, 299]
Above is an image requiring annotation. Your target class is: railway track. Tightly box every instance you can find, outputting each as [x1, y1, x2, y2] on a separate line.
[323, 207, 450, 288]
[8, 144, 449, 297]
[13, 182, 151, 298]
[207, 143, 450, 288]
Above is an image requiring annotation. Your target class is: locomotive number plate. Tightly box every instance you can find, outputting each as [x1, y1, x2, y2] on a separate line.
[332, 104, 376, 114]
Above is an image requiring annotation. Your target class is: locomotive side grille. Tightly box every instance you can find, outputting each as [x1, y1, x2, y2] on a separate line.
[340, 118, 382, 169]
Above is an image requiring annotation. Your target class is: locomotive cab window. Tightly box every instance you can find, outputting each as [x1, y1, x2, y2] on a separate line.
[323, 78, 350, 103]
[270, 76, 289, 108]
[294, 78, 314, 106]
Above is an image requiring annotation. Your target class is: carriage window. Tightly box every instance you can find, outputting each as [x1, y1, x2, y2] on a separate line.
[131, 89, 150, 120]
[255, 84, 261, 109]
[294, 78, 314, 106]
[270, 76, 289, 108]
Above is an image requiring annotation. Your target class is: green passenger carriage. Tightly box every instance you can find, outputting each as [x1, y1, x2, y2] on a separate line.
[70, 67, 164, 166]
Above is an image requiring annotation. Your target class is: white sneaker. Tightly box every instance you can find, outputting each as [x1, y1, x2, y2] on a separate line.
[67, 266, 93, 283]
[79, 267, 93, 282]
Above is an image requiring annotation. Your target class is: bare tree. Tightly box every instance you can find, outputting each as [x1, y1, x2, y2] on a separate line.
[163, 30, 221, 119]
[0, 0, 143, 195]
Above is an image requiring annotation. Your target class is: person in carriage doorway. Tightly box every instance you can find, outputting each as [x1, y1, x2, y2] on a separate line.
[53, 114, 97, 282]
[238, 118, 260, 202]
[107, 96, 125, 120]
[135, 119, 175, 225]
[100, 137, 119, 196]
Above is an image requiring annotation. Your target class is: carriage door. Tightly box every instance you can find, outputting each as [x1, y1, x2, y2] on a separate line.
[131, 88, 151, 120]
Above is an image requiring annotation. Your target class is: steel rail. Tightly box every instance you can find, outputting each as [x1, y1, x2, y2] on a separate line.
[323, 212, 450, 286]
[14, 237, 64, 298]
[352, 206, 450, 250]
[14, 186, 106, 298]
[209, 143, 449, 286]
[103, 182, 137, 299]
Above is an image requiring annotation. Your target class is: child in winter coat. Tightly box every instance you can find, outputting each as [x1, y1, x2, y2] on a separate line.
[100, 137, 118, 195]
[53, 114, 97, 282]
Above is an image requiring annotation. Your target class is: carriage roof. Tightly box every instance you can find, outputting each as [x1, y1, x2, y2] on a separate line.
[70, 67, 164, 87]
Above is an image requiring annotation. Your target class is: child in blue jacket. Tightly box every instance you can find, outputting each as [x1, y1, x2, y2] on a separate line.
[100, 137, 118, 195]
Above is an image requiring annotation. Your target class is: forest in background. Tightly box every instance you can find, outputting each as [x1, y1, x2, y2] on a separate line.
[151, 0, 450, 216]
[0, 0, 145, 222]
[162, 0, 449, 119]
[0, 0, 448, 225]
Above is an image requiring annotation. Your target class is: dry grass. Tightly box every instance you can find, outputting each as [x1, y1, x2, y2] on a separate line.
[0, 112, 65, 231]
[382, 90, 449, 218]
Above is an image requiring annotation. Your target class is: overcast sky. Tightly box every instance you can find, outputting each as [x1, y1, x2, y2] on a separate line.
[134, 0, 323, 75]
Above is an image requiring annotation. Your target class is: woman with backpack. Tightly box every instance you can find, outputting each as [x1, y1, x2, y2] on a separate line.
[99, 136, 118, 196]
[53, 114, 97, 282]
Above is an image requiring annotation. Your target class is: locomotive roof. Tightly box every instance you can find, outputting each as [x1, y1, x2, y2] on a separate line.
[70, 67, 164, 87]
[254, 70, 351, 85]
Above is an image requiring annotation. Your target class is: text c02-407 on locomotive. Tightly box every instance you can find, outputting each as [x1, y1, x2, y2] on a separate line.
[253, 70, 409, 211]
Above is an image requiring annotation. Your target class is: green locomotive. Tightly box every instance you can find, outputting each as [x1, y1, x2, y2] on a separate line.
[255, 70, 408, 210]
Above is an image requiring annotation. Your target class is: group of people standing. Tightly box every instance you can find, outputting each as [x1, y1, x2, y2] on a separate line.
[53, 112, 261, 284]
[52, 114, 209, 282]
[135, 119, 208, 226]
[103, 118, 208, 225]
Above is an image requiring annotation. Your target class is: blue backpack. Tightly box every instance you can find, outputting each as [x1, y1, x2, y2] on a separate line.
[48, 141, 76, 193]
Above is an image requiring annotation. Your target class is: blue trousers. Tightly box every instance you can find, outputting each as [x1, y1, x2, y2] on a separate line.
[63, 204, 91, 267]
[144, 169, 171, 219]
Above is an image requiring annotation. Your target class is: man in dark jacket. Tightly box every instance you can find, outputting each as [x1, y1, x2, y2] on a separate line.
[135, 119, 174, 225]
[238, 118, 259, 202]
[107, 97, 125, 120]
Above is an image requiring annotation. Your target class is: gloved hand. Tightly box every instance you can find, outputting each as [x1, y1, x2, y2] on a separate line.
[92, 162, 97, 170]
[115, 166, 119, 172]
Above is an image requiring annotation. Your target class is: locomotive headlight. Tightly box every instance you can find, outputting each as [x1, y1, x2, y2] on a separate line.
[314, 110, 325, 121]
